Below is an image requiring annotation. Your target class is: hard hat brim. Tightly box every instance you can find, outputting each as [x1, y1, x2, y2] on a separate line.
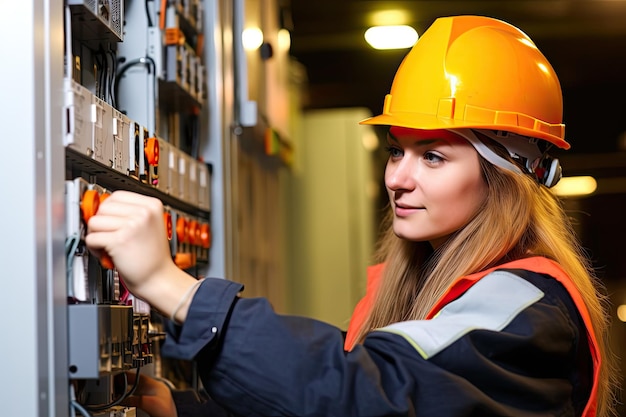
[359, 113, 570, 150]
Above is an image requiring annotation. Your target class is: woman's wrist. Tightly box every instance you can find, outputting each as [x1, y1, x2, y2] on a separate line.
[170, 278, 204, 325]
[135, 263, 200, 323]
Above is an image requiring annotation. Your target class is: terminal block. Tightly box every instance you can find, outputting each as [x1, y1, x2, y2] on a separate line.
[64, 78, 93, 157]
[92, 95, 114, 167]
[197, 161, 210, 211]
[154, 137, 170, 194]
[129, 122, 147, 181]
[132, 314, 153, 368]
[112, 109, 131, 175]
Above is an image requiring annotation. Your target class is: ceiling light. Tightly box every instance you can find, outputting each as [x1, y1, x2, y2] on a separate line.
[364, 25, 418, 50]
[551, 176, 597, 197]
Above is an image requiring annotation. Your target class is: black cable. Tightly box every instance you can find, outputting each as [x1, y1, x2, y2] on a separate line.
[99, 47, 109, 101]
[145, 0, 154, 27]
[114, 57, 153, 111]
[93, 51, 102, 98]
[107, 49, 117, 107]
[85, 366, 142, 412]
[92, 46, 109, 101]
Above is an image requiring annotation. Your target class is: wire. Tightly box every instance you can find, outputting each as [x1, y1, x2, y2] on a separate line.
[145, 0, 154, 27]
[107, 49, 117, 107]
[115, 56, 157, 122]
[100, 47, 108, 101]
[71, 400, 92, 417]
[70, 383, 93, 417]
[65, 232, 82, 300]
[85, 366, 142, 412]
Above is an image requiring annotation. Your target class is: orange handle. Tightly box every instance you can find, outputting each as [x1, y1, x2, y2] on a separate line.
[81, 189, 115, 270]
[80, 189, 100, 223]
[188, 221, 199, 246]
[100, 255, 114, 269]
[164, 212, 173, 240]
[176, 217, 188, 243]
[145, 137, 160, 166]
[174, 252, 192, 269]
[200, 223, 211, 249]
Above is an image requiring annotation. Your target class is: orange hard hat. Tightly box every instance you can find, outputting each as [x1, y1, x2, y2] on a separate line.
[361, 15, 569, 150]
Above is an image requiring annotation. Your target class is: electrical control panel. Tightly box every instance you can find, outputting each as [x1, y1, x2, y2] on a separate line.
[64, 0, 211, 414]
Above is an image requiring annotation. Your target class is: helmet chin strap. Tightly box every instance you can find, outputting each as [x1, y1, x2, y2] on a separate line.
[449, 128, 562, 188]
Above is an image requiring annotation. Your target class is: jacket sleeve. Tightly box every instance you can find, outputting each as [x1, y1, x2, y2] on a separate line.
[162, 272, 592, 417]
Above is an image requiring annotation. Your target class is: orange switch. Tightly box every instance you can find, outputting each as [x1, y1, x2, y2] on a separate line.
[145, 138, 159, 166]
[174, 252, 193, 270]
[200, 223, 211, 249]
[80, 189, 100, 223]
[194, 223, 202, 246]
[163, 211, 173, 240]
[176, 217, 188, 244]
[188, 220, 198, 246]
[81, 189, 114, 270]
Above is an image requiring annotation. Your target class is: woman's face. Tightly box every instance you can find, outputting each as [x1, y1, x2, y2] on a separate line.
[385, 127, 488, 249]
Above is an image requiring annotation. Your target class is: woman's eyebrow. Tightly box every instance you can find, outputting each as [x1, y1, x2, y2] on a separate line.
[387, 131, 441, 147]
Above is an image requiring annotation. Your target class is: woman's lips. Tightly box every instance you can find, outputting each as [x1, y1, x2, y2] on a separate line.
[394, 203, 424, 217]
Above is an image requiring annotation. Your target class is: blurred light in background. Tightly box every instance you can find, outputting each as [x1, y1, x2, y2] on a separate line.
[243, 27, 264, 50]
[361, 129, 379, 151]
[552, 176, 597, 197]
[278, 28, 291, 52]
[364, 25, 418, 50]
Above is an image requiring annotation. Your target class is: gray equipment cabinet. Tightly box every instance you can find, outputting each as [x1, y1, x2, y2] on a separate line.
[0, 0, 234, 415]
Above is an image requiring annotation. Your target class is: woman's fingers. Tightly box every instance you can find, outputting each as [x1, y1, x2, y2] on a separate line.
[84, 190, 173, 293]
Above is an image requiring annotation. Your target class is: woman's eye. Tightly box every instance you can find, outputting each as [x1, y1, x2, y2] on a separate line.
[423, 151, 444, 163]
[385, 146, 403, 158]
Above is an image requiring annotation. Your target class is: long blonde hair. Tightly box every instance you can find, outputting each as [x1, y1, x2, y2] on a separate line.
[355, 153, 618, 416]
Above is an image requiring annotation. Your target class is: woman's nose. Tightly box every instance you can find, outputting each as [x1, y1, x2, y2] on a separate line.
[385, 158, 416, 191]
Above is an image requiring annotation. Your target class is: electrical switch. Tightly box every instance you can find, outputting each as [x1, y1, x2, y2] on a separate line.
[163, 211, 173, 241]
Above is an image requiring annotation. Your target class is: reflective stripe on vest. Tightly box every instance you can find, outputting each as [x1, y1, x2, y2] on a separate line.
[379, 271, 544, 359]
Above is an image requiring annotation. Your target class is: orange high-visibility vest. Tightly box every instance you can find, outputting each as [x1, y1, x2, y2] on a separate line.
[344, 257, 600, 416]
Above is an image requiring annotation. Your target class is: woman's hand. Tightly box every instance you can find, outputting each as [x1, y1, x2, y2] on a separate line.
[123, 373, 178, 417]
[85, 191, 174, 296]
[85, 191, 197, 319]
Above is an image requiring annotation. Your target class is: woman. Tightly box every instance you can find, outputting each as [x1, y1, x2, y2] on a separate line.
[86, 15, 618, 416]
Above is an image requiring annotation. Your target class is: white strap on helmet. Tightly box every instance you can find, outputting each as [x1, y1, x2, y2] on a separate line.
[450, 129, 523, 174]
[449, 128, 562, 187]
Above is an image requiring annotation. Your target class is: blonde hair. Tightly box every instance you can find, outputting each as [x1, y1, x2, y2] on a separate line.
[355, 153, 618, 416]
